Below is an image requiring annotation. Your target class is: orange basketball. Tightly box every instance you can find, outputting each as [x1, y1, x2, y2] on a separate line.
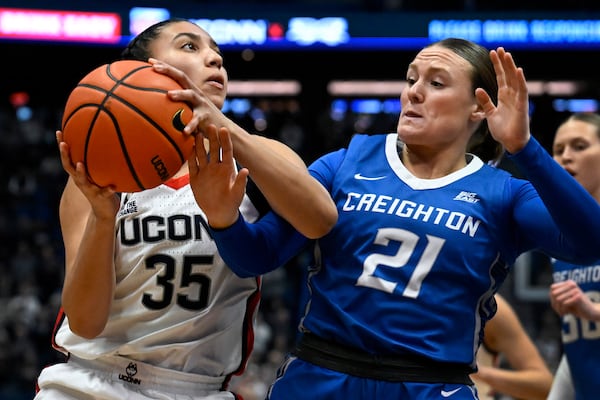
[61, 60, 194, 192]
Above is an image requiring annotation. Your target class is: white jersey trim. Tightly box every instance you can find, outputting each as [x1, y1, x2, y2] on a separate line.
[385, 133, 484, 190]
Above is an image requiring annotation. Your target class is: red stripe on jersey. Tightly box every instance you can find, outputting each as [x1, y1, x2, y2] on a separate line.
[223, 276, 262, 390]
[164, 174, 190, 190]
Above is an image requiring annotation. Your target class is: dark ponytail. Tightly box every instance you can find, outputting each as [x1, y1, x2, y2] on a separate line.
[120, 18, 189, 61]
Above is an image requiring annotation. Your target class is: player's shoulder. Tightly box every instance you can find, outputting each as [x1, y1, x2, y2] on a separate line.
[341, 133, 392, 162]
[347, 132, 389, 146]
[476, 160, 523, 188]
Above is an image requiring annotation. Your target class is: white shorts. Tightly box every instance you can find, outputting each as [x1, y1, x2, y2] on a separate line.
[34, 355, 238, 400]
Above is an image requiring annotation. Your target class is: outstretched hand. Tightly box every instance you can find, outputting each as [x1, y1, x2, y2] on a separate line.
[475, 47, 531, 154]
[56, 130, 119, 219]
[188, 124, 248, 229]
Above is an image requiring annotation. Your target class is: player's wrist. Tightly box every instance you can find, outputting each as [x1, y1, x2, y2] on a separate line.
[208, 212, 240, 231]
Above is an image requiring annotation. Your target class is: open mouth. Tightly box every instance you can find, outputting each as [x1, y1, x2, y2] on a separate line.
[206, 74, 224, 88]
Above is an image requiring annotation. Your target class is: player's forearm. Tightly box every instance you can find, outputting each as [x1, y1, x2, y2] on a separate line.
[250, 161, 337, 239]
[225, 123, 337, 239]
[590, 303, 600, 321]
[210, 212, 307, 277]
[62, 215, 116, 339]
[477, 366, 552, 400]
[575, 300, 600, 321]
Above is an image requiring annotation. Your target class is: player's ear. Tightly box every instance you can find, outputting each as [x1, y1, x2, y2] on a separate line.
[470, 103, 486, 123]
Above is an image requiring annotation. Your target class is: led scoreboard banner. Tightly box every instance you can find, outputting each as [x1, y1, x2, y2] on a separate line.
[1, 6, 600, 50]
[428, 18, 600, 49]
[0, 8, 122, 43]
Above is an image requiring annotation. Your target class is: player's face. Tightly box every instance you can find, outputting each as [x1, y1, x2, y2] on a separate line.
[398, 45, 481, 150]
[553, 119, 600, 199]
[150, 21, 228, 109]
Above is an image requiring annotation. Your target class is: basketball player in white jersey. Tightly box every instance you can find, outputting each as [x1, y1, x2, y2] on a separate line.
[34, 19, 337, 400]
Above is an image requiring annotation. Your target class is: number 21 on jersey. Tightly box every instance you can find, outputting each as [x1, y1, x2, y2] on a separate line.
[356, 227, 445, 298]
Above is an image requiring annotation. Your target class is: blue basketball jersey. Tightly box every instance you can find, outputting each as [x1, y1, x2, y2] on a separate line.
[298, 133, 519, 366]
[552, 259, 600, 399]
[211, 132, 600, 375]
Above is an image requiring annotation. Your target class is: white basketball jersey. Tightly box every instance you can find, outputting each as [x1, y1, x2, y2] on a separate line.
[53, 175, 262, 377]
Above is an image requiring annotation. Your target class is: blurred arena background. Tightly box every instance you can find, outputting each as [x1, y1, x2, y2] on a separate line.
[1, 1, 600, 398]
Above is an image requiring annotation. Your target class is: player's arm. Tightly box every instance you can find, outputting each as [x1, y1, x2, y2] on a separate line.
[152, 60, 337, 239]
[57, 132, 119, 339]
[238, 132, 337, 236]
[509, 137, 600, 264]
[189, 125, 310, 277]
[474, 296, 552, 400]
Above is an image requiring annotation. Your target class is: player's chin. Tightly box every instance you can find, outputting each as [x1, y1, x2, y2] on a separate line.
[209, 93, 226, 110]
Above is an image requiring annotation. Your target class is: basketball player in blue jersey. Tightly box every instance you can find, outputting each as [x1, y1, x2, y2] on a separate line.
[33, 19, 336, 400]
[191, 38, 600, 399]
[546, 112, 600, 400]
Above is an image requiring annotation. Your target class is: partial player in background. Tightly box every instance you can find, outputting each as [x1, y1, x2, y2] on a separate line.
[546, 112, 600, 400]
[470, 294, 552, 400]
[188, 38, 600, 399]
[33, 18, 336, 400]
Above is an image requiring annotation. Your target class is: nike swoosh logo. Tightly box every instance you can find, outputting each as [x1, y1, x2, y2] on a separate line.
[354, 173, 386, 181]
[441, 387, 462, 397]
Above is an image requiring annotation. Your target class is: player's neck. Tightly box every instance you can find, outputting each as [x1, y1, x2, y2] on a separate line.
[398, 142, 467, 179]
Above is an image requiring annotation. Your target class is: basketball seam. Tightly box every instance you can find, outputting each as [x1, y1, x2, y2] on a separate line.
[105, 62, 187, 164]
[77, 82, 187, 163]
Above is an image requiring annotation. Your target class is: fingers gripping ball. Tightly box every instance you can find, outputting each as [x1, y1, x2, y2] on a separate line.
[62, 60, 194, 192]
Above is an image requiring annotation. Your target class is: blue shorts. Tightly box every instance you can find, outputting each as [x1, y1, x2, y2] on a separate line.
[267, 356, 479, 400]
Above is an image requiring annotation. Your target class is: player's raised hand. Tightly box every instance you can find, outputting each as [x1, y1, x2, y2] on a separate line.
[475, 47, 531, 154]
[188, 124, 248, 229]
